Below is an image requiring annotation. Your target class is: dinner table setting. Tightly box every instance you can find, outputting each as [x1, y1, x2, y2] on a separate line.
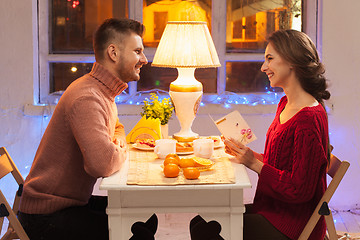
[101, 131, 252, 240]
[127, 135, 236, 186]
[100, 94, 253, 240]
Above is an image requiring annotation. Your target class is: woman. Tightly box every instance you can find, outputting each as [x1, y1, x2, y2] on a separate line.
[223, 29, 330, 240]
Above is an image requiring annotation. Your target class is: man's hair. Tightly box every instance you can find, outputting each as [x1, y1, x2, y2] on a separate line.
[93, 18, 145, 61]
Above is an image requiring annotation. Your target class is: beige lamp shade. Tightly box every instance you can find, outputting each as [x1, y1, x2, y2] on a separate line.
[152, 21, 221, 68]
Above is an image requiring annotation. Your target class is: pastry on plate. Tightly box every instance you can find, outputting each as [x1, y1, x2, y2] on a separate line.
[135, 138, 156, 149]
[204, 136, 222, 147]
[176, 142, 193, 153]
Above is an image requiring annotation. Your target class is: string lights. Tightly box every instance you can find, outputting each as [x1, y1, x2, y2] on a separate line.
[114, 89, 284, 107]
[48, 89, 284, 107]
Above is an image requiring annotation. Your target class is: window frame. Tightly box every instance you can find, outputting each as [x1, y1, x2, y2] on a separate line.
[37, 0, 321, 105]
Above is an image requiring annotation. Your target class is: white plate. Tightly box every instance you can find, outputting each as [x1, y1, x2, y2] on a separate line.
[132, 143, 154, 151]
[214, 141, 225, 149]
[176, 151, 193, 155]
[198, 136, 224, 149]
[175, 141, 223, 155]
[132, 140, 223, 152]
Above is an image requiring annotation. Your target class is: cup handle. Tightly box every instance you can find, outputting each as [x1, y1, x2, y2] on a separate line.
[154, 145, 160, 155]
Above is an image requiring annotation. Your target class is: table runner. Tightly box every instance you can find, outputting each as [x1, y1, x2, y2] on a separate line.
[127, 148, 235, 185]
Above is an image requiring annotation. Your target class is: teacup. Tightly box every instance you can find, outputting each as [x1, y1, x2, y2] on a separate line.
[193, 138, 214, 159]
[154, 139, 177, 159]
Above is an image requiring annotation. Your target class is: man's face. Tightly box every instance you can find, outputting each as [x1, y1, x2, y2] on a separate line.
[115, 32, 148, 83]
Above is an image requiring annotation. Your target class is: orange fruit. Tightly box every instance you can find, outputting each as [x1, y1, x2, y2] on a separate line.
[166, 153, 180, 161]
[164, 154, 180, 166]
[193, 157, 214, 168]
[164, 158, 179, 166]
[183, 167, 200, 180]
[163, 163, 180, 178]
[179, 158, 195, 168]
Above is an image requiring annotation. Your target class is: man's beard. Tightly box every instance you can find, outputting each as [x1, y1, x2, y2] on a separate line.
[118, 63, 141, 83]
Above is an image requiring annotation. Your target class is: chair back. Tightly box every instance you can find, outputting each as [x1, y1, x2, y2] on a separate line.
[298, 154, 350, 240]
[327, 154, 342, 178]
[0, 147, 29, 240]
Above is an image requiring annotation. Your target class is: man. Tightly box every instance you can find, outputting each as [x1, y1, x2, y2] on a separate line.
[18, 18, 148, 240]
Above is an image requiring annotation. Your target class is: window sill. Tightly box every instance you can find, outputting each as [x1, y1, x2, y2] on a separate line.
[23, 103, 278, 117]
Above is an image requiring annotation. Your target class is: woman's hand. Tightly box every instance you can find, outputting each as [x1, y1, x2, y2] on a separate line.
[223, 137, 264, 174]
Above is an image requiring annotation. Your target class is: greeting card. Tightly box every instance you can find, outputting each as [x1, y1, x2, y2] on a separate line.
[211, 110, 256, 145]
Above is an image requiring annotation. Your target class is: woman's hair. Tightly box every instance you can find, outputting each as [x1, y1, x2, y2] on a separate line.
[267, 29, 330, 104]
[93, 18, 145, 61]
[269, 30, 331, 163]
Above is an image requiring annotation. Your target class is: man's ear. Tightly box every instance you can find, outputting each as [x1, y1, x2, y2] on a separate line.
[107, 44, 118, 62]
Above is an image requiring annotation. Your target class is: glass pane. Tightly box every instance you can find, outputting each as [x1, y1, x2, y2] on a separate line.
[226, 0, 302, 53]
[225, 61, 282, 93]
[138, 63, 217, 93]
[50, 62, 93, 93]
[50, 0, 128, 53]
[143, 0, 212, 48]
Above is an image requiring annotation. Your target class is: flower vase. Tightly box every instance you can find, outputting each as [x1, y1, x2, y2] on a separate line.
[161, 124, 169, 139]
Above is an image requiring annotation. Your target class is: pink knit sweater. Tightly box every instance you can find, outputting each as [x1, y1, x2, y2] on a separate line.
[20, 63, 128, 214]
[253, 96, 328, 240]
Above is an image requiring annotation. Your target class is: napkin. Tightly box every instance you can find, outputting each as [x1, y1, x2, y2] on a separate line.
[126, 116, 162, 143]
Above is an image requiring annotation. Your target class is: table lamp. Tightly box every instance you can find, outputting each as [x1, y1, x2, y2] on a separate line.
[152, 21, 220, 142]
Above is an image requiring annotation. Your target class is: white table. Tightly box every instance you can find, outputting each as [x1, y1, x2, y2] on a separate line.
[100, 148, 251, 240]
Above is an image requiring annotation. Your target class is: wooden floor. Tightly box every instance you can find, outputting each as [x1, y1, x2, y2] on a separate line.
[1, 210, 360, 239]
[153, 211, 360, 240]
[155, 213, 197, 240]
[332, 209, 360, 239]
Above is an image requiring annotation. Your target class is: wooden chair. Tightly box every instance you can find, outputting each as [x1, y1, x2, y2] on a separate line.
[298, 154, 350, 240]
[0, 147, 29, 240]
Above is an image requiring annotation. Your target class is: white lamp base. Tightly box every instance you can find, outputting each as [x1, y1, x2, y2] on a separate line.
[170, 90, 202, 142]
[169, 68, 203, 142]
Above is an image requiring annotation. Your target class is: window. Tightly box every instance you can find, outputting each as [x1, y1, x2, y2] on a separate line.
[226, 0, 302, 53]
[142, 0, 212, 48]
[38, 0, 319, 105]
[38, 0, 129, 103]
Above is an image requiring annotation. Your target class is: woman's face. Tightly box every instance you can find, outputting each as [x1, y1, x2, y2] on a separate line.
[261, 43, 293, 88]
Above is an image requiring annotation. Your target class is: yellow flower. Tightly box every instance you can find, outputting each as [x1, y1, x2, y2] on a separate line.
[141, 93, 174, 125]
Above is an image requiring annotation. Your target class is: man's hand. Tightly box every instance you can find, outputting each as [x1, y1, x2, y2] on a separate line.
[113, 138, 127, 148]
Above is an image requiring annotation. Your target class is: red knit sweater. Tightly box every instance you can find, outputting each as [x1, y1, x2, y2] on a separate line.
[253, 96, 328, 240]
[20, 63, 128, 214]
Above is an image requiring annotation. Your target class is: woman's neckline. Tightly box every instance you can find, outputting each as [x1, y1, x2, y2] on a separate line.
[278, 98, 320, 125]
